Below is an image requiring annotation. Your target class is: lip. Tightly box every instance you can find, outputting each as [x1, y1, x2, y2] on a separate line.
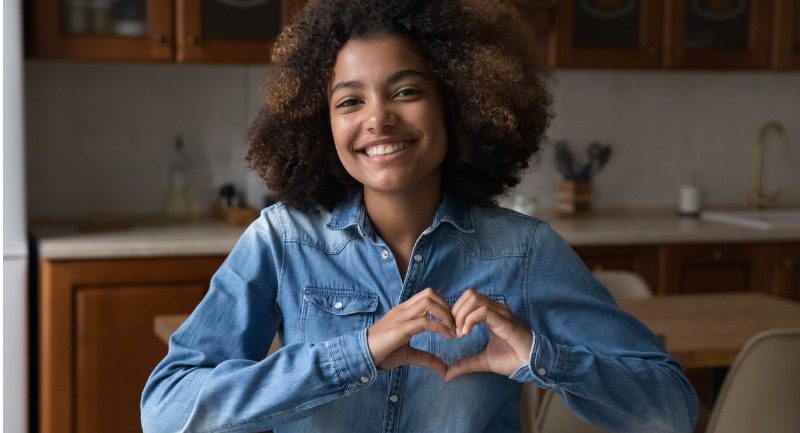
[354, 136, 417, 154]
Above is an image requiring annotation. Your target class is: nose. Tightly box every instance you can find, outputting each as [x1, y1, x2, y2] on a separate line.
[365, 100, 396, 133]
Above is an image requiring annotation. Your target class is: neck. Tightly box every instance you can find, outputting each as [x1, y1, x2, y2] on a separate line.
[363, 185, 442, 276]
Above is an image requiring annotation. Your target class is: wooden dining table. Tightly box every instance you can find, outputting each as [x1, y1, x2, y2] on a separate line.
[154, 292, 800, 369]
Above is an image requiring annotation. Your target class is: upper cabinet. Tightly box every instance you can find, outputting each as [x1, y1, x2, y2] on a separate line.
[553, 0, 663, 68]
[550, 0, 799, 70]
[27, 0, 305, 63]
[664, 0, 771, 69]
[772, 0, 800, 68]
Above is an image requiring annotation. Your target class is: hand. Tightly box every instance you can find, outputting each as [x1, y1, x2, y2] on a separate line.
[367, 288, 457, 378]
[445, 289, 533, 381]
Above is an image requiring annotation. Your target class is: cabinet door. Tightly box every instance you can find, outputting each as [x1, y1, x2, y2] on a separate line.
[772, 0, 800, 69]
[75, 284, 205, 433]
[175, 0, 306, 63]
[766, 243, 800, 300]
[39, 256, 224, 433]
[659, 243, 768, 294]
[29, 0, 173, 61]
[573, 245, 659, 291]
[664, 0, 771, 69]
[553, 0, 663, 68]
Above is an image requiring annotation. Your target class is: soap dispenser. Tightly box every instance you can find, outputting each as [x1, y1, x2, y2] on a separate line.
[165, 135, 193, 221]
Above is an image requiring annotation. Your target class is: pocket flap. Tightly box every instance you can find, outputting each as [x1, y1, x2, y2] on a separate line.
[303, 288, 379, 315]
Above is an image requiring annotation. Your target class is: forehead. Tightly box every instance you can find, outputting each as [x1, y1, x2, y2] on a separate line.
[331, 35, 430, 82]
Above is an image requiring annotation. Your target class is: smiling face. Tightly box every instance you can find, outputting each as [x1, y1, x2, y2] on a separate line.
[329, 35, 448, 202]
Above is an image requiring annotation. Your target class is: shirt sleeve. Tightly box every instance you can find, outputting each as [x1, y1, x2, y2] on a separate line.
[509, 222, 699, 433]
[140, 209, 378, 433]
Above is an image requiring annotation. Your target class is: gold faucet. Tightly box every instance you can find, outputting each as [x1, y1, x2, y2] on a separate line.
[750, 121, 790, 209]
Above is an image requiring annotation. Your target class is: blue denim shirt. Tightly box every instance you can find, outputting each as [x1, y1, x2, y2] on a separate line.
[141, 192, 698, 433]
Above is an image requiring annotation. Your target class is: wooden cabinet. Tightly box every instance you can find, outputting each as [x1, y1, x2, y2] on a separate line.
[39, 256, 224, 433]
[552, 0, 663, 68]
[574, 245, 659, 290]
[664, 0, 772, 69]
[576, 242, 800, 298]
[27, 0, 304, 63]
[772, 0, 800, 68]
[659, 243, 768, 294]
[551, 0, 797, 70]
[765, 242, 800, 300]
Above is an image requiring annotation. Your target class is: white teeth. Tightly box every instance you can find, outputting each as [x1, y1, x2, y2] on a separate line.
[364, 141, 411, 157]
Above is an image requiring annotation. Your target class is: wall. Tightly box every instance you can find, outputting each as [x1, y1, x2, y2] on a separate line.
[25, 61, 800, 220]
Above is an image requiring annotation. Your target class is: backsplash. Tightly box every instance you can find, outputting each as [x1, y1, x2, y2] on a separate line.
[25, 62, 800, 220]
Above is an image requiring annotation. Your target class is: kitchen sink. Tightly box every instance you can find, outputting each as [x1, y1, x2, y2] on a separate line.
[702, 208, 800, 230]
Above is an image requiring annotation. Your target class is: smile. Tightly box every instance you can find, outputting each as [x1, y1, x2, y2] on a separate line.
[362, 141, 412, 157]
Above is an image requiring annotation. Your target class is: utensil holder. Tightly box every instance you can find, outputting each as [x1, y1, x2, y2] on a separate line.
[557, 180, 592, 214]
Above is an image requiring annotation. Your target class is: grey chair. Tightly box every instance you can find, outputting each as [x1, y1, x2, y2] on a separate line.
[592, 270, 652, 300]
[704, 328, 800, 433]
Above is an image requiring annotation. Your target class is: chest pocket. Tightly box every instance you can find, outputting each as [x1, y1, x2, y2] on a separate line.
[301, 287, 379, 342]
[429, 295, 506, 366]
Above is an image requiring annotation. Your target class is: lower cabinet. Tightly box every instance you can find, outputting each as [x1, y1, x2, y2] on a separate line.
[575, 242, 800, 297]
[38, 256, 224, 433]
[573, 245, 659, 291]
[658, 243, 768, 295]
[766, 243, 800, 300]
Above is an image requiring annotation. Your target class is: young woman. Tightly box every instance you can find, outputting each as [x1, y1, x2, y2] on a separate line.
[141, 1, 698, 432]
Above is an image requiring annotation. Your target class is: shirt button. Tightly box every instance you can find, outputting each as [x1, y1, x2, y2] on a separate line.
[360, 376, 370, 384]
[333, 301, 344, 310]
[381, 249, 390, 260]
[389, 394, 399, 403]
[537, 367, 547, 376]
[413, 254, 423, 262]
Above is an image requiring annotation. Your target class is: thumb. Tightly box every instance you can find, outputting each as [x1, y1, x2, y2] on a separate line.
[444, 353, 489, 382]
[404, 347, 448, 379]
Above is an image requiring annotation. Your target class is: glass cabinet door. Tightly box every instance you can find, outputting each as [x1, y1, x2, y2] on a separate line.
[176, 0, 305, 63]
[554, 0, 663, 68]
[772, 0, 800, 69]
[61, 0, 146, 37]
[31, 0, 172, 61]
[665, 0, 771, 69]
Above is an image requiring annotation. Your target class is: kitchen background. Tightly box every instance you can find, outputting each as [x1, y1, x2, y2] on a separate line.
[24, 63, 800, 221]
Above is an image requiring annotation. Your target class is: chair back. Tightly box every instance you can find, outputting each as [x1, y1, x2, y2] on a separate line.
[705, 328, 800, 433]
[592, 270, 652, 300]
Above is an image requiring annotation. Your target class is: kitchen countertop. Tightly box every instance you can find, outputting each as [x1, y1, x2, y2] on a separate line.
[34, 209, 800, 260]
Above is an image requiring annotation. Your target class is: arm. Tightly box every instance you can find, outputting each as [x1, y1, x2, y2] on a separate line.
[447, 222, 698, 433]
[140, 213, 377, 433]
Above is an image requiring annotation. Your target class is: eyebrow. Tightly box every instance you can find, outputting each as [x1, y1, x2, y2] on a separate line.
[330, 69, 430, 95]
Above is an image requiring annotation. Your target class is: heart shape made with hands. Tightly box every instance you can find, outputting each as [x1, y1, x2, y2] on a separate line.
[366, 288, 533, 382]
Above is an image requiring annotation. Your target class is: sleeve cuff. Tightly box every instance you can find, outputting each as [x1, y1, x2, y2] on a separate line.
[325, 328, 378, 392]
[510, 329, 567, 386]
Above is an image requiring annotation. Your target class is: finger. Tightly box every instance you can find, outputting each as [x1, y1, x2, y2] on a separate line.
[405, 289, 456, 329]
[404, 347, 448, 378]
[451, 290, 484, 334]
[445, 353, 489, 381]
[401, 317, 456, 340]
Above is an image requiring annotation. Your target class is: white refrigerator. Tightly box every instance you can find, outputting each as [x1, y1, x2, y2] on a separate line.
[4, 0, 30, 432]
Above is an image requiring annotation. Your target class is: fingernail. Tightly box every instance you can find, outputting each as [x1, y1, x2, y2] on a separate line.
[456, 327, 461, 338]
[461, 326, 467, 337]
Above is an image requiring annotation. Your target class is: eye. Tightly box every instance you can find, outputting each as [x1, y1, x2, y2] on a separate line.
[394, 87, 420, 98]
[335, 98, 361, 109]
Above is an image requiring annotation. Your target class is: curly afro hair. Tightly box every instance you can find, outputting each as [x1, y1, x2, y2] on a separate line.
[247, 0, 552, 211]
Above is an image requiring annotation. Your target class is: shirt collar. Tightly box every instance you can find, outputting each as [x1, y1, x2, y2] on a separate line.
[326, 190, 475, 237]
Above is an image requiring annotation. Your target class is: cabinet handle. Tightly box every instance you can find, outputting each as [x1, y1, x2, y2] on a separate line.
[783, 258, 796, 268]
[154, 34, 168, 45]
[712, 250, 723, 260]
[647, 46, 657, 56]
[187, 35, 199, 46]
